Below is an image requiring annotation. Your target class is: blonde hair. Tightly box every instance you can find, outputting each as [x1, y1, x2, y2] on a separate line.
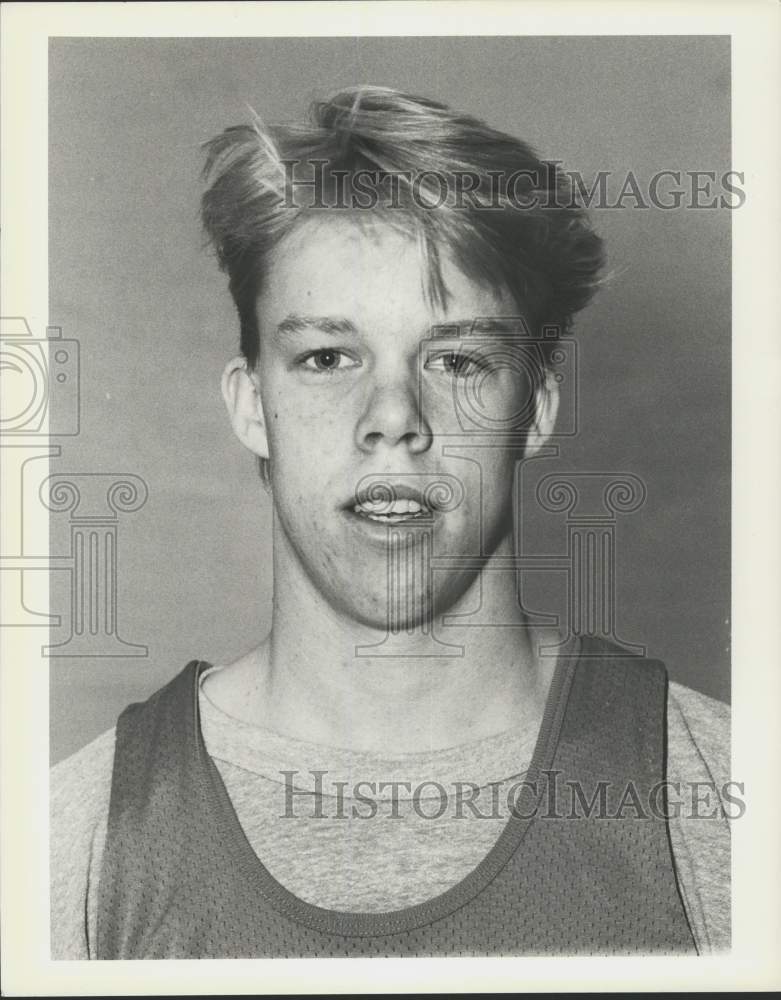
[201, 86, 604, 487]
[201, 85, 605, 374]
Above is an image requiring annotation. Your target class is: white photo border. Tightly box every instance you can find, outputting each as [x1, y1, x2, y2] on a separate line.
[1, 0, 779, 994]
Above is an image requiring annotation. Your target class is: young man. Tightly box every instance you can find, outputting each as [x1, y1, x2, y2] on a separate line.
[50, 86, 730, 958]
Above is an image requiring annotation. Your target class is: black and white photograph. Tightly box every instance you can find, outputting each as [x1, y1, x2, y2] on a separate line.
[1, 1, 779, 994]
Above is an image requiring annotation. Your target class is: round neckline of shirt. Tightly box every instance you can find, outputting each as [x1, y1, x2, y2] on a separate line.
[191, 637, 581, 938]
[198, 662, 539, 792]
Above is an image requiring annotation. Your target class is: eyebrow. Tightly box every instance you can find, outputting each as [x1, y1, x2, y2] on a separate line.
[426, 316, 531, 339]
[274, 314, 530, 340]
[275, 314, 359, 338]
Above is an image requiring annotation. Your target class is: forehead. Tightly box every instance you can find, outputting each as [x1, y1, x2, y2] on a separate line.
[258, 215, 519, 325]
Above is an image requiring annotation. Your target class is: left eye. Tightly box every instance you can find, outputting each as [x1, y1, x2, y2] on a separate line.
[301, 349, 360, 372]
[425, 351, 485, 377]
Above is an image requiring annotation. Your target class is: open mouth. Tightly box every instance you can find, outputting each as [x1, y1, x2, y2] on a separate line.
[351, 497, 432, 524]
[347, 483, 437, 525]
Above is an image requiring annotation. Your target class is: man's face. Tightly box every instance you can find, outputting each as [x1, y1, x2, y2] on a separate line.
[250, 216, 543, 630]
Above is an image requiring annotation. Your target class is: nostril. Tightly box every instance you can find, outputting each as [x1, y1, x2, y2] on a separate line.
[354, 383, 433, 453]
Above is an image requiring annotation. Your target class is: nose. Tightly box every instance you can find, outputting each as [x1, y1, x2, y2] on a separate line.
[355, 376, 433, 456]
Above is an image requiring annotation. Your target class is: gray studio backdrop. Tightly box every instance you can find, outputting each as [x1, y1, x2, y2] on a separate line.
[49, 36, 731, 764]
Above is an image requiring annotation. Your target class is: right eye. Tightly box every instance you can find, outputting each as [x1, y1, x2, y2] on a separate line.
[299, 349, 361, 373]
[425, 351, 485, 378]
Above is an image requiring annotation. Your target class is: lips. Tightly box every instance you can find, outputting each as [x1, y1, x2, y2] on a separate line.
[352, 496, 431, 523]
[347, 482, 436, 525]
[346, 475, 465, 527]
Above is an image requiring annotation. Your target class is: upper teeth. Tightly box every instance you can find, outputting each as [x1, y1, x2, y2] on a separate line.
[355, 499, 427, 515]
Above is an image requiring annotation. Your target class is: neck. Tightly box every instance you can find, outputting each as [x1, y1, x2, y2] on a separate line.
[248, 527, 557, 754]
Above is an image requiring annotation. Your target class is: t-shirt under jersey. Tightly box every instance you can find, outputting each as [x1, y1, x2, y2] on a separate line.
[50, 666, 731, 959]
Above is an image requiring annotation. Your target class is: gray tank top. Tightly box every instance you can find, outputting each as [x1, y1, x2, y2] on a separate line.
[96, 636, 697, 957]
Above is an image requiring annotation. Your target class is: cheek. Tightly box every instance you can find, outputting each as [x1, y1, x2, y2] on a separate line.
[264, 391, 350, 472]
[423, 371, 527, 431]
[477, 374, 532, 435]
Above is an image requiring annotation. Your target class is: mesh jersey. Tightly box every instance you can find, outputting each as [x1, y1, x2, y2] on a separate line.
[97, 636, 697, 958]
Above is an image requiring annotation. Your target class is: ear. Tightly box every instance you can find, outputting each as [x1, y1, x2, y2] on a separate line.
[524, 368, 559, 458]
[221, 356, 269, 459]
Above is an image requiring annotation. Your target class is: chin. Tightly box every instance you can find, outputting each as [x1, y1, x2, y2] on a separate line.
[333, 572, 478, 637]
[332, 592, 430, 633]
